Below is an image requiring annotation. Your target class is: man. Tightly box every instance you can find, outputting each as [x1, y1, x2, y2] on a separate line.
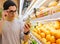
[2, 0, 30, 44]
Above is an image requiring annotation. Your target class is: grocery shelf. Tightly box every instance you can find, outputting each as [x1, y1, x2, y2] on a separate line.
[22, 0, 47, 21]
[30, 32, 42, 44]
[30, 12, 60, 23]
[24, 0, 37, 14]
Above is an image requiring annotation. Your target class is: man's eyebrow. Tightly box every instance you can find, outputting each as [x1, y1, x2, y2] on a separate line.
[10, 10, 16, 11]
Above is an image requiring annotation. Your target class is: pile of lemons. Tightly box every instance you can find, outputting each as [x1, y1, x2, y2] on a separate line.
[31, 20, 60, 44]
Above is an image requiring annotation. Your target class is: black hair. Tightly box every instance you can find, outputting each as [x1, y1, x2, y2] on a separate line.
[3, 0, 17, 10]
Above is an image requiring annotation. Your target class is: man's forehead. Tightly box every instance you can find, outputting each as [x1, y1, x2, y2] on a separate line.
[8, 6, 16, 10]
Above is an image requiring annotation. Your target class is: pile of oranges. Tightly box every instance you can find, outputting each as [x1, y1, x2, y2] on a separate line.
[31, 20, 60, 44]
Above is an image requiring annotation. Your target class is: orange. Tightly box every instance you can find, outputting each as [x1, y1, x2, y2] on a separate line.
[46, 35, 55, 43]
[31, 30, 41, 40]
[46, 34, 51, 41]
[48, 26, 56, 31]
[50, 29, 56, 36]
[50, 36, 55, 43]
[40, 32, 45, 38]
[45, 30, 50, 35]
[37, 29, 41, 35]
[52, 43, 56, 44]
[41, 38, 47, 43]
[53, 21, 60, 29]
[36, 26, 39, 29]
[45, 41, 51, 44]
[33, 28, 38, 33]
[40, 28, 50, 35]
[56, 39, 60, 44]
[55, 30, 60, 39]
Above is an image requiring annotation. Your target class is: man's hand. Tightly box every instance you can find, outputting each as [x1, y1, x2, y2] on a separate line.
[2, 11, 8, 20]
[24, 23, 30, 33]
[24, 23, 30, 42]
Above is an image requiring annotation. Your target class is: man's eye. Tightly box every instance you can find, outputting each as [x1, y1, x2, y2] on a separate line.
[10, 10, 16, 12]
[10, 10, 13, 12]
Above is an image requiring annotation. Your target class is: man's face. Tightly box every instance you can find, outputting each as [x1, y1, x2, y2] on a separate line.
[5, 6, 17, 21]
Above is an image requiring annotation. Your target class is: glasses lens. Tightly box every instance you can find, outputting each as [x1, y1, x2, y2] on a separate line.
[10, 10, 16, 13]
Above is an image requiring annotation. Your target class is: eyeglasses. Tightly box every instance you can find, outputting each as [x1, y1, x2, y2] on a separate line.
[6, 10, 16, 14]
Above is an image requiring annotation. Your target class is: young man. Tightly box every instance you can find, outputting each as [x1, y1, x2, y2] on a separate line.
[2, 0, 30, 44]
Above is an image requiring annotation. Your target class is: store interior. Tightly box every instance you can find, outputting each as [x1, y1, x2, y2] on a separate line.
[0, 0, 60, 44]
[20, 0, 60, 44]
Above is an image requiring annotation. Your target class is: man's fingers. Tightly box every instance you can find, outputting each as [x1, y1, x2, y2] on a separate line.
[27, 23, 30, 28]
[24, 26, 29, 33]
[25, 24, 29, 29]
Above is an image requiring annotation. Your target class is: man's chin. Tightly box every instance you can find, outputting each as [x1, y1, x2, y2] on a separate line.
[7, 18, 14, 21]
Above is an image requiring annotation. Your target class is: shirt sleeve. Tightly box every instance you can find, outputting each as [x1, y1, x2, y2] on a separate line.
[19, 20, 25, 40]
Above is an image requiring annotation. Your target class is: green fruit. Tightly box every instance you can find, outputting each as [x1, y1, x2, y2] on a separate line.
[32, 39, 37, 44]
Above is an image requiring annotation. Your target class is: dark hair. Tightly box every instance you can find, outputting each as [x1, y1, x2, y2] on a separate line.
[3, 0, 17, 10]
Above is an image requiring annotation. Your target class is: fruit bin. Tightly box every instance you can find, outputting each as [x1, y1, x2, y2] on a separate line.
[22, 12, 60, 44]
[29, 5, 60, 20]
[21, 33, 40, 44]
[30, 18, 60, 44]
[30, 33, 42, 44]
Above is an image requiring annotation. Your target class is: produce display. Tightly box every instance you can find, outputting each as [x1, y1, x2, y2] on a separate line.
[39, 6, 47, 11]
[21, 36, 38, 44]
[48, 1, 58, 7]
[22, 0, 60, 44]
[31, 20, 60, 44]
[30, 38, 38, 44]
[29, 1, 60, 20]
